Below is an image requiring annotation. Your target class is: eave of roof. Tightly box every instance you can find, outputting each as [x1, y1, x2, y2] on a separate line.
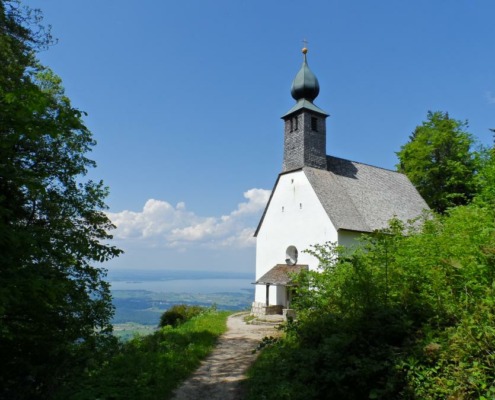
[254, 264, 308, 286]
[281, 99, 328, 119]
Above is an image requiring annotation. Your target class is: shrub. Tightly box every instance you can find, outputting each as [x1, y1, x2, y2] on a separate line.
[159, 304, 206, 328]
[247, 205, 495, 399]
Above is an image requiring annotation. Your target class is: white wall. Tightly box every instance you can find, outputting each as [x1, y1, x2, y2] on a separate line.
[337, 230, 363, 248]
[254, 170, 338, 305]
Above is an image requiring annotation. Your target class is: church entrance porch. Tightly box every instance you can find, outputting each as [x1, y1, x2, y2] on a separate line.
[251, 264, 307, 318]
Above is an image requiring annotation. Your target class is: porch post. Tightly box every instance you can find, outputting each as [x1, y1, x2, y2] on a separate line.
[265, 284, 270, 306]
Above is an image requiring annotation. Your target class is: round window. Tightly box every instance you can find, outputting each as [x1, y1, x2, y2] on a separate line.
[285, 246, 298, 266]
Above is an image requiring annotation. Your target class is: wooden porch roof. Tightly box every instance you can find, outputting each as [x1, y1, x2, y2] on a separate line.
[254, 264, 308, 286]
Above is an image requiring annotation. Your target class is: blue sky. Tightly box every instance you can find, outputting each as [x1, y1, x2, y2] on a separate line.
[24, 0, 494, 273]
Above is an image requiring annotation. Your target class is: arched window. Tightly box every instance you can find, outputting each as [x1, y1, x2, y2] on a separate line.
[285, 246, 298, 265]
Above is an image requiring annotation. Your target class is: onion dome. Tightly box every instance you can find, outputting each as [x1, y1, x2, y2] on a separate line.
[290, 47, 320, 102]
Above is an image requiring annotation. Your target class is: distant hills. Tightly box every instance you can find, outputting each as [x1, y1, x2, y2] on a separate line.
[107, 269, 254, 282]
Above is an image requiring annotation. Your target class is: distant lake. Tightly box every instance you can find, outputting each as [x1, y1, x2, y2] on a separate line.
[110, 278, 253, 294]
[108, 269, 255, 294]
[108, 270, 255, 326]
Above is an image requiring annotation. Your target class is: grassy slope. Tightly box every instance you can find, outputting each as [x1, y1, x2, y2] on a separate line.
[57, 310, 231, 400]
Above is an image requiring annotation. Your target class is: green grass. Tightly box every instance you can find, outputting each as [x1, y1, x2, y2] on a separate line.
[57, 310, 231, 400]
[113, 322, 158, 341]
[243, 314, 256, 323]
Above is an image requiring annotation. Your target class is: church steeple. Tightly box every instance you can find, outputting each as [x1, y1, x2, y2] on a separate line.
[291, 48, 320, 102]
[282, 48, 328, 172]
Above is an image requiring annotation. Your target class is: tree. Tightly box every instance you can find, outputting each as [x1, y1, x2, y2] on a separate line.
[0, 1, 122, 398]
[396, 111, 479, 213]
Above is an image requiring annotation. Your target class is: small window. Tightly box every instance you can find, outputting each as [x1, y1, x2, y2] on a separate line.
[286, 246, 298, 266]
[289, 119, 293, 132]
[294, 116, 298, 130]
[311, 117, 318, 131]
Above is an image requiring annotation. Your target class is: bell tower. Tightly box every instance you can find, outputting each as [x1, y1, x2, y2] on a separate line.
[282, 48, 328, 172]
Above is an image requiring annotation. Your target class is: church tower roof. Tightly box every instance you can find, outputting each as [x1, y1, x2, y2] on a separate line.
[282, 48, 328, 118]
[291, 47, 320, 102]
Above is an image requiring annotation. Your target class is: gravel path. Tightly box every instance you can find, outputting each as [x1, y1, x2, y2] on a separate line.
[171, 312, 281, 400]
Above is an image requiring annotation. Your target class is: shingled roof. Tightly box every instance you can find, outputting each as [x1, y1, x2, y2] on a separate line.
[306, 156, 429, 232]
[255, 155, 429, 236]
[254, 264, 308, 286]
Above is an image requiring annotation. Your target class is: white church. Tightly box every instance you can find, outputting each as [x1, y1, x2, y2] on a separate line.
[251, 48, 428, 317]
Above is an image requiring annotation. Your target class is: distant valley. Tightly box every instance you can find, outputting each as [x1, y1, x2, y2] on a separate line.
[108, 269, 254, 339]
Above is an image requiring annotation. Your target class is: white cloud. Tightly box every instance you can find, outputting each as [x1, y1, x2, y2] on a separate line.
[107, 199, 200, 240]
[107, 188, 270, 250]
[231, 188, 272, 217]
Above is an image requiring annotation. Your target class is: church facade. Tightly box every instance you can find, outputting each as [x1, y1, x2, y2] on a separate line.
[251, 49, 428, 317]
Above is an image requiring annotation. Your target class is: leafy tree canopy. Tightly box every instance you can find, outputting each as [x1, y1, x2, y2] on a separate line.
[396, 110, 480, 213]
[0, 1, 122, 398]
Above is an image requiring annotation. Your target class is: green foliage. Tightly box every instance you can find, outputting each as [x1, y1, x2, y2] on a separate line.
[56, 310, 231, 400]
[0, 1, 121, 398]
[473, 148, 495, 207]
[397, 111, 480, 213]
[247, 203, 495, 399]
[159, 304, 209, 327]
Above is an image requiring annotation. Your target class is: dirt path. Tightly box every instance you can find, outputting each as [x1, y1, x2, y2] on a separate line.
[171, 312, 281, 400]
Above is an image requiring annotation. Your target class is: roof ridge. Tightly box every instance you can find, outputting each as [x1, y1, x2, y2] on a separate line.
[327, 154, 402, 174]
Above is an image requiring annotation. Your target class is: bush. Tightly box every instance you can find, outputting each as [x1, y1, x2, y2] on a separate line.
[247, 205, 495, 399]
[159, 304, 207, 328]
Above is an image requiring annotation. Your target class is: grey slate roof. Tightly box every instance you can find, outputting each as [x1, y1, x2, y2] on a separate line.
[254, 264, 308, 286]
[255, 155, 429, 236]
[282, 99, 328, 118]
